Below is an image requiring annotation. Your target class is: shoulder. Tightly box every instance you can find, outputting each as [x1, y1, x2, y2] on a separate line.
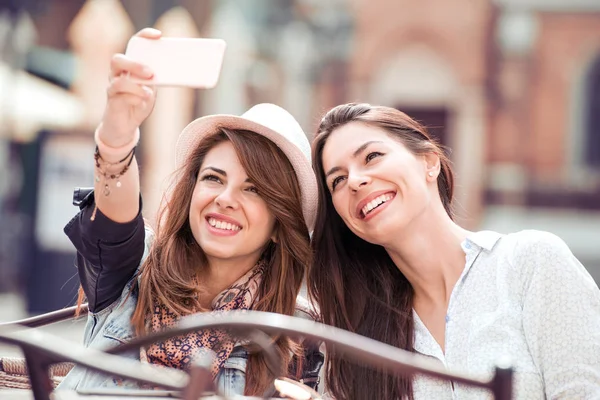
[502, 229, 573, 262]
[131, 224, 155, 279]
[142, 224, 155, 255]
[477, 229, 584, 285]
[501, 230, 595, 288]
[506, 229, 568, 247]
[294, 294, 320, 322]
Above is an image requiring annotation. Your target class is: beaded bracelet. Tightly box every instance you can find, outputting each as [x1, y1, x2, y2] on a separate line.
[90, 146, 136, 221]
[94, 145, 136, 195]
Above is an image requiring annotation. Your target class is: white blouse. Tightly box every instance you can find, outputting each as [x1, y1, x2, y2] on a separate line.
[412, 230, 600, 399]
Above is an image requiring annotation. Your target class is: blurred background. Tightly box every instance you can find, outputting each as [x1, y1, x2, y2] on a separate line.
[0, 0, 599, 326]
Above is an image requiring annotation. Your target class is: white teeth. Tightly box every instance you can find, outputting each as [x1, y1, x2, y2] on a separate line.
[207, 218, 241, 231]
[361, 194, 394, 216]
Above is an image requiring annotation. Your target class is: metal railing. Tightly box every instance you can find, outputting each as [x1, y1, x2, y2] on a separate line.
[0, 304, 88, 329]
[0, 309, 513, 400]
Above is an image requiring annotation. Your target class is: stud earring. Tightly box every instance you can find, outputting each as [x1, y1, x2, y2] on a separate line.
[428, 172, 434, 177]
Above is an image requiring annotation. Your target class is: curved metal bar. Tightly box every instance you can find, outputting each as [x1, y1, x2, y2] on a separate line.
[104, 326, 283, 400]
[0, 310, 512, 399]
[0, 304, 89, 328]
[245, 329, 282, 399]
[105, 325, 282, 381]
[111, 311, 499, 391]
[237, 329, 282, 379]
[181, 351, 216, 400]
[0, 325, 188, 393]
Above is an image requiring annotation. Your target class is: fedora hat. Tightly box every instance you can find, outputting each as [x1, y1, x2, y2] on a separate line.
[176, 103, 317, 230]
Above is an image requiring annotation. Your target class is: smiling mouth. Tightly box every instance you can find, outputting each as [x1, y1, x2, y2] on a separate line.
[360, 193, 395, 218]
[207, 217, 242, 231]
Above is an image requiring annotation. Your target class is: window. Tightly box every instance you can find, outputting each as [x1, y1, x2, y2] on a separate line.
[585, 54, 600, 168]
[395, 107, 449, 147]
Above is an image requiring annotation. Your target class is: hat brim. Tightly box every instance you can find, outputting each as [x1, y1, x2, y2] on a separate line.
[176, 114, 317, 231]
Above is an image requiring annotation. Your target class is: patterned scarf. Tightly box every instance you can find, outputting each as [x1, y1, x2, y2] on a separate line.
[145, 261, 266, 378]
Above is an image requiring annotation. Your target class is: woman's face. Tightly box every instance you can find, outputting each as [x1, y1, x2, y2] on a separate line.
[189, 140, 276, 265]
[321, 122, 436, 246]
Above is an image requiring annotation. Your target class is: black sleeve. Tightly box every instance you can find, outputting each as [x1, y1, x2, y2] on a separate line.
[298, 341, 325, 391]
[64, 191, 146, 313]
[289, 298, 325, 391]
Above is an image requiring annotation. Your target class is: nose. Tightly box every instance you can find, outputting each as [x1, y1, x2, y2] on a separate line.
[215, 187, 240, 210]
[348, 172, 371, 192]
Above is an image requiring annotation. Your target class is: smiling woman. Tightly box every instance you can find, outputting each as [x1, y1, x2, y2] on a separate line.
[321, 119, 453, 247]
[133, 127, 313, 389]
[57, 28, 322, 398]
[309, 103, 600, 400]
[188, 135, 279, 272]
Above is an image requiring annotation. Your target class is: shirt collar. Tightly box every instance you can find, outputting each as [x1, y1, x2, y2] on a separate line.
[464, 230, 503, 252]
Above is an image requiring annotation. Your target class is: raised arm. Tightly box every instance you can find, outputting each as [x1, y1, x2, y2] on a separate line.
[64, 28, 161, 313]
[94, 28, 160, 222]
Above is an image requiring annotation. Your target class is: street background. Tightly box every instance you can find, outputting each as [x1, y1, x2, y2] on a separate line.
[1, 0, 599, 354]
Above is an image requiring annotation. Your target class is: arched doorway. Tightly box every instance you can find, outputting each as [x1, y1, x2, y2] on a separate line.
[368, 45, 457, 149]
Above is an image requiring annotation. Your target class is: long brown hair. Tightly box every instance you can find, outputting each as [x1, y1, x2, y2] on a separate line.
[309, 103, 454, 400]
[132, 128, 310, 395]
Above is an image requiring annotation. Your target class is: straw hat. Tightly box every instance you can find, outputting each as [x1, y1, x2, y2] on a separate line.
[176, 103, 317, 230]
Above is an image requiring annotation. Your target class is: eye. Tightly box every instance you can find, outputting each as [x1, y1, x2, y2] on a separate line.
[246, 185, 259, 194]
[331, 175, 346, 191]
[366, 151, 383, 163]
[200, 174, 222, 183]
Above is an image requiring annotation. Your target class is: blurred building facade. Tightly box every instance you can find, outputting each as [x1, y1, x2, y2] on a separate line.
[0, 0, 599, 313]
[346, 0, 600, 281]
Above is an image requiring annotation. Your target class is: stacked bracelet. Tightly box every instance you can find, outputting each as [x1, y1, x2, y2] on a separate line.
[90, 126, 139, 221]
[94, 145, 136, 196]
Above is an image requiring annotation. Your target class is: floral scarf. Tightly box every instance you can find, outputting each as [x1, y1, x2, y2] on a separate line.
[145, 261, 266, 378]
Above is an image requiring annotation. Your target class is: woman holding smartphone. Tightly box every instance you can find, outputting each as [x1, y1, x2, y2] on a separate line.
[58, 28, 323, 396]
[308, 102, 600, 399]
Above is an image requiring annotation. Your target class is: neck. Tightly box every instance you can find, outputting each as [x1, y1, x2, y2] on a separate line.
[199, 255, 260, 308]
[384, 204, 471, 307]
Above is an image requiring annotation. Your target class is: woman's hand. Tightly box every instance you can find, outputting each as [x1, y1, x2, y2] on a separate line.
[98, 28, 161, 149]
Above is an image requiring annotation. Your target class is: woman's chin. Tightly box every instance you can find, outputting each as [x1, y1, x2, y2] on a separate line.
[201, 245, 237, 261]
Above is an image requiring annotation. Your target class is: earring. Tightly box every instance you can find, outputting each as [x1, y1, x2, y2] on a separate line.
[428, 172, 434, 177]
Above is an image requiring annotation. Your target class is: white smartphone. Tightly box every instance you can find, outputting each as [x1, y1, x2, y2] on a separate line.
[124, 36, 226, 88]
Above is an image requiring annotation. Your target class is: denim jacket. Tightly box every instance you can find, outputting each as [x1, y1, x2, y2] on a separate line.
[58, 195, 323, 396]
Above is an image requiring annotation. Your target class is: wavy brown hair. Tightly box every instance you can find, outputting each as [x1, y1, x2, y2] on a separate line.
[132, 128, 310, 395]
[309, 103, 455, 400]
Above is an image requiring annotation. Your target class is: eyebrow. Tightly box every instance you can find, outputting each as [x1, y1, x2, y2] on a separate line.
[200, 166, 226, 175]
[324, 141, 383, 179]
[200, 166, 252, 183]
